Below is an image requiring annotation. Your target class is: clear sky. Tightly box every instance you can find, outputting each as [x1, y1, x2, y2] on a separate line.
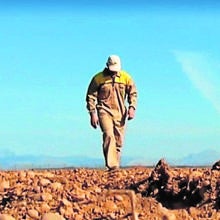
[0, 1, 220, 164]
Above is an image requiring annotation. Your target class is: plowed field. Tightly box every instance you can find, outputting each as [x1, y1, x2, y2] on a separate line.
[0, 160, 219, 220]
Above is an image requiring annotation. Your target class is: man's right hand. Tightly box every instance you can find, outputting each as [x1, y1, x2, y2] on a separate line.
[90, 112, 99, 129]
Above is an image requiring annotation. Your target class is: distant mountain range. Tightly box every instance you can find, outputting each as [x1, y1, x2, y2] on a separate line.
[177, 149, 220, 166]
[0, 153, 104, 170]
[0, 149, 219, 170]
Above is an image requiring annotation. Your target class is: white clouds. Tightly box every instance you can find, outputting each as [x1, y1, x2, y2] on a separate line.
[173, 51, 220, 114]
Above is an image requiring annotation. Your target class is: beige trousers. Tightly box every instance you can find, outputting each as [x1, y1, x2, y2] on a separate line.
[98, 110, 126, 169]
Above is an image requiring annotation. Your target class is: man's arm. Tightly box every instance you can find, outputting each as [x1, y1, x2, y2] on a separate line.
[86, 77, 99, 128]
[127, 77, 137, 120]
[86, 77, 98, 112]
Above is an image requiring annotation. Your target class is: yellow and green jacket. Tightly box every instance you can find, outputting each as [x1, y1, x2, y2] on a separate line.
[86, 68, 137, 116]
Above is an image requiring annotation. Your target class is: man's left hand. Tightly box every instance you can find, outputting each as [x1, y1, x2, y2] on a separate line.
[127, 107, 135, 120]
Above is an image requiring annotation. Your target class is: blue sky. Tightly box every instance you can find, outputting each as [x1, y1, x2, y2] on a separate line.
[0, 1, 220, 164]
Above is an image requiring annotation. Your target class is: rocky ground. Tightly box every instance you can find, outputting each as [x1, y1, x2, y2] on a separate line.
[0, 159, 219, 220]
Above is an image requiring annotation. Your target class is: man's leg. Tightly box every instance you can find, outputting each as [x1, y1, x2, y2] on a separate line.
[114, 118, 126, 167]
[98, 112, 119, 169]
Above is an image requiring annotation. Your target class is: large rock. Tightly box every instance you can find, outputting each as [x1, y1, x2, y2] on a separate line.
[211, 160, 220, 171]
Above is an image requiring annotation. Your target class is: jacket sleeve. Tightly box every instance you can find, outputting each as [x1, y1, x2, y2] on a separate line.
[86, 76, 99, 113]
[126, 77, 137, 109]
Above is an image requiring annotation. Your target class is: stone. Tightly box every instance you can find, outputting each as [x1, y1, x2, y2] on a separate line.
[41, 212, 65, 220]
[0, 214, 16, 220]
[27, 209, 39, 219]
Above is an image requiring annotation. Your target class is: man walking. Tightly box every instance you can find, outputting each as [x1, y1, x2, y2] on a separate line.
[86, 55, 137, 170]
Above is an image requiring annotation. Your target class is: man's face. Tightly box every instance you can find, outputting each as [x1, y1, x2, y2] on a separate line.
[108, 69, 118, 76]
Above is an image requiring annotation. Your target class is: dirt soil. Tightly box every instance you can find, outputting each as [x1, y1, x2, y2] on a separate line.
[0, 159, 219, 220]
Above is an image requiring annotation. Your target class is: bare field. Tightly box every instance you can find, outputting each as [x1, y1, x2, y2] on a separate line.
[0, 160, 219, 220]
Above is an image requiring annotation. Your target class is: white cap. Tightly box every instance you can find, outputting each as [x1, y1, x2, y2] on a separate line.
[106, 55, 121, 72]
